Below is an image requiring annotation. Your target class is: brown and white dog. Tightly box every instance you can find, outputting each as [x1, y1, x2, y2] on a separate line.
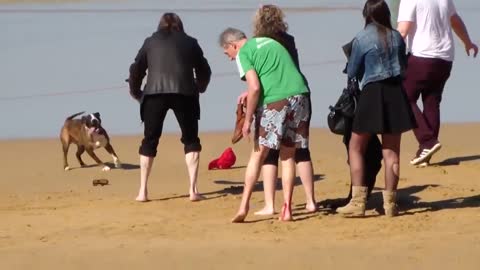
[60, 111, 121, 171]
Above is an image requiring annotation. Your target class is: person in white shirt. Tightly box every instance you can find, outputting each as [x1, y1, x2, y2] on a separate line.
[397, 0, 478, 166]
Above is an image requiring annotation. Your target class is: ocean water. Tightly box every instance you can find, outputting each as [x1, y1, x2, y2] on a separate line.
[1, 0, 479, 139]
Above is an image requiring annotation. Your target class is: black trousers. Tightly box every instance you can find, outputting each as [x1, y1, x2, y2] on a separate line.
[343, 131, 382, 199]
[139, 94, 201, 157]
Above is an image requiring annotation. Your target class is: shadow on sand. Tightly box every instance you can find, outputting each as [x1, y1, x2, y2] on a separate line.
[429, 155, 480, 166]
[209, 174, 325, 196]
[320, 184, 480, 216]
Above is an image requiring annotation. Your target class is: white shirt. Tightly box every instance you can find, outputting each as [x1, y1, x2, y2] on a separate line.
[398, 0, 457, 61]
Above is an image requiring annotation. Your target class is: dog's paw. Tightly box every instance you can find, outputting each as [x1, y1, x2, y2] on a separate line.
[64, 166, 71, 171]
[101, 165, 111, 172]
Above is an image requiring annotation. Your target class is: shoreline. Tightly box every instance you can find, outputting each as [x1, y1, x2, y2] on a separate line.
[1, 122, 479, 141]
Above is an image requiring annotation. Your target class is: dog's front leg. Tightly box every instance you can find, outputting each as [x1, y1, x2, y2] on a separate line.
[62, 142, 70, 171]
[85, 148, 110, 171]
[76, 145, 86, 167]
[104, 143, 122, 168]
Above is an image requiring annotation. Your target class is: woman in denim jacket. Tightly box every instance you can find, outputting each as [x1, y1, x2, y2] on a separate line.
[336, 0, 415, 217]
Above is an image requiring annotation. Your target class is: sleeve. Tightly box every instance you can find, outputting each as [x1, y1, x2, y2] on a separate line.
[235, 47, 254, 80]
[447, 0, 457, 17]
[397, 32, 408, 72]
[397, 0, 417, 22]
[128, 39, 148, 98]
[346, 37, 365, 81]
[192, 39, 212, 93]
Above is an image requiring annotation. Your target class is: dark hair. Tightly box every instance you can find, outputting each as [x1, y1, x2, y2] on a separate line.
[363, 0, 393, 48]
[158, 12, 184, 33]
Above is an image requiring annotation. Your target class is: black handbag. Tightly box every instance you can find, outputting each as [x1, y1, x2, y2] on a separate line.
[327, 78, 360, 135]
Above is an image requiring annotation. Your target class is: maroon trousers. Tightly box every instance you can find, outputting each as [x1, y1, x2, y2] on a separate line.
[403, 55, 453, 151]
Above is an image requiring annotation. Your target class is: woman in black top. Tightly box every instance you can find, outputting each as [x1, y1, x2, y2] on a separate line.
[237, 4, 317, 216]
[129, 13, 211, 202]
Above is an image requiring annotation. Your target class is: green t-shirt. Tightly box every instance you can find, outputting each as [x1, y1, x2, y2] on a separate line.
[236, 37, 308, 105]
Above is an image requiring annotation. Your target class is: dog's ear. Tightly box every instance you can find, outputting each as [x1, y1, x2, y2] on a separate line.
[93, 112, 101, 120]
[81, 116, 87, 124]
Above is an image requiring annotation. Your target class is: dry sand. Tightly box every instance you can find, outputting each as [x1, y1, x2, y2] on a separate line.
[0, 124, 479, 269]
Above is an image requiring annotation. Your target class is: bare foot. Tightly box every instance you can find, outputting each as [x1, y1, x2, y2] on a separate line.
[305, 203, 317, 213]
[102, 165, 111, 172]
[279, 203, 293, 222]
[189, 193, 205, 202]
[135, 194, 149, 202]
[254, 206, 275, 216]
[64, 166, 70, 171]
[231, 211, 248, 223]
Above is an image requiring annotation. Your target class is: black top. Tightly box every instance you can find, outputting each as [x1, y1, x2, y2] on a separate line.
[269, 31, 309, 90]
[129, 30, 211, 98]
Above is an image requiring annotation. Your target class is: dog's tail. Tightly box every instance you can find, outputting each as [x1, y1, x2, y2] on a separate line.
[65, 111, 85, 121]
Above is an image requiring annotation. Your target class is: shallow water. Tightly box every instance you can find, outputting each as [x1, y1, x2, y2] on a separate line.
[1, 0, 479, 139]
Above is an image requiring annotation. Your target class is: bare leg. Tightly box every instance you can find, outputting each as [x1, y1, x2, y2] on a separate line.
[279, 146, 296, 221]
[381, 134, 401, 191]
[136, 154, 154, 202]
[348, 132, 371, 187]
[254, 164, 277, 215]
[296, 160, 317, 212]
[185, 151, 204, 201]
[232, 146, 269, 223]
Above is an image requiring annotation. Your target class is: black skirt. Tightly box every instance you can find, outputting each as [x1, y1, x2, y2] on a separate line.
[352, 77, 416, 134]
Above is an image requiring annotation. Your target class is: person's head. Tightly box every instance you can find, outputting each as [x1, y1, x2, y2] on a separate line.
[362, 0, 392, 29]
[218, 27, 247, 60]
[253, 4, 288, 37]
[362, 0, 393, 47]
[158, 12, 184, 33]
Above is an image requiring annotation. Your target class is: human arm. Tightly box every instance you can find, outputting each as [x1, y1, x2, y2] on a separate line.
[346, 38, 365, 81]
[128, 40, 148, 101]
[396, 0, 417, 39]
[397, 21, 414, 39]
[242, 70, 261, 140]
[450, 14, 478, 57]
[192, 39, 212, 93]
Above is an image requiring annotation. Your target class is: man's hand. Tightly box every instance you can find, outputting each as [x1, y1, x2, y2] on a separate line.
[242, 119, 251, 141]
[465, 42, 478, 57]
[237, 91, 248, 105]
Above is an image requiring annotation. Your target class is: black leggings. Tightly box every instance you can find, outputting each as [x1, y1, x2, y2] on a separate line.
[343, 132, 383, 199]
[139, 94, 201, 157]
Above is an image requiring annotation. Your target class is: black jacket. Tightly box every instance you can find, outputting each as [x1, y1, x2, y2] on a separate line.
[129, 30, 211, 99]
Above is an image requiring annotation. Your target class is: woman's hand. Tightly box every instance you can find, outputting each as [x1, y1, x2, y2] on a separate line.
[130, 89, 142, 102]
[237, 91, 248, 105]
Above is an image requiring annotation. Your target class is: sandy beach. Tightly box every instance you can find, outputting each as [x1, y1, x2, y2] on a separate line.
[0, 123, 479, 269]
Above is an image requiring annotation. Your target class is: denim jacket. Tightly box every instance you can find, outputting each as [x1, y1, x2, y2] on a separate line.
[347, 24, 407, 88]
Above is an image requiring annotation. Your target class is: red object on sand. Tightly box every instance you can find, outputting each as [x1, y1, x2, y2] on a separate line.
[208, 147, 237, 170]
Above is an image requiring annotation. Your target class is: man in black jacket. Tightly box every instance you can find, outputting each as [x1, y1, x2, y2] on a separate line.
[128, 13, 211, 202]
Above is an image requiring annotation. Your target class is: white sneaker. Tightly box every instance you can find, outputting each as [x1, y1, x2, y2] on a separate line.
[410, 143, 442, 166]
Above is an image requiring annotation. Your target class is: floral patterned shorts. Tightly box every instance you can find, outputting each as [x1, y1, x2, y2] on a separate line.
[254, 94, 310, 150]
